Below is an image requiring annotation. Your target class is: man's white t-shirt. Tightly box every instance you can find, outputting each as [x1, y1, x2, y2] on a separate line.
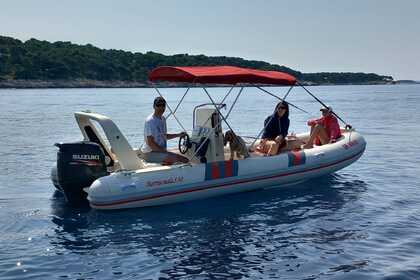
[141, 113, 167, 153]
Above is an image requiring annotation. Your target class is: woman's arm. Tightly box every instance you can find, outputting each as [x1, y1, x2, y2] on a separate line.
[261, 116, 274, 139]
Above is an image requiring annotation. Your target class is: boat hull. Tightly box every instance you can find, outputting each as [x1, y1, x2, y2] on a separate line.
[86, 130, 366, 210]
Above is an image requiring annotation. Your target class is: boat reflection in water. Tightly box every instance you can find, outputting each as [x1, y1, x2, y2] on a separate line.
[49, 174, 367, 278]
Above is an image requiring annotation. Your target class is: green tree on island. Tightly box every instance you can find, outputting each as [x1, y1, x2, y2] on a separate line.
[0, 35, 393, 86]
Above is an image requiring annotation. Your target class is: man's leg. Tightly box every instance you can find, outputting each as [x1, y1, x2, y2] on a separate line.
[143, 152, 168, 163]
[317, 126, 330, 145]
[144, 151, 188, 164]
[303, 124, 329, 149]
[162, 151, 189, 165]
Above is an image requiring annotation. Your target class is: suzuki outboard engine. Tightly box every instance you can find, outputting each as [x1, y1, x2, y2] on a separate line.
[52, 141, 108, 206]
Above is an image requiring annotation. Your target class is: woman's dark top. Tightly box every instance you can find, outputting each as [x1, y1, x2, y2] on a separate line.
[262, 114, 290, 140]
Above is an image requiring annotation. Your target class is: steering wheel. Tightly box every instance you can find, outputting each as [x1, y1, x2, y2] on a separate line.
[178, 133, 191, 154]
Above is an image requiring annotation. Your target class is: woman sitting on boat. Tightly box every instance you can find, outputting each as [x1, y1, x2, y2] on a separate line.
[257, 101, 290, 156]
[303, 106, 342, 149]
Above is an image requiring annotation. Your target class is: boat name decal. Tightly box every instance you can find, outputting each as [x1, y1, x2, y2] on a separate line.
[342, 139, 359, 150]
[146, 176, 184, 187]
[72, 154, 100, 160]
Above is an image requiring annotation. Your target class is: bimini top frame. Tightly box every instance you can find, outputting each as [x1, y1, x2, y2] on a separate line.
[148, 65, 352, 162]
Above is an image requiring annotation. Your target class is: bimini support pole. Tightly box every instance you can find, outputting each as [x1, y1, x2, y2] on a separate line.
[297, 82, 352, 129]
[220, 86, 235, 104]
[189, 87, 243, 161]
[225, 86, 243, 119]
[203, 87, 236, 133]
[249, 85, 304, 149]
[192, 86, 235, 130]
[282, 85, 294, 100]
[166, 86, 190, 119]
[254, 85, 310, 115]
[153, 86, 188, 132]
[152, 85, 202, 162]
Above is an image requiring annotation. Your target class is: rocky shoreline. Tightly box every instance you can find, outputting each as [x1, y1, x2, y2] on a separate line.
[0, 79, 399, 89]
[0, 79, 150, 89]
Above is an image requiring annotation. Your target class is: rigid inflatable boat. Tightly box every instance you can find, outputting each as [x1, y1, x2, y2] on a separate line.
[51, 66, 366, 209]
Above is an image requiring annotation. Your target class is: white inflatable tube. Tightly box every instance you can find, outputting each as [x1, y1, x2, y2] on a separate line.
[86, 130, 366, 210]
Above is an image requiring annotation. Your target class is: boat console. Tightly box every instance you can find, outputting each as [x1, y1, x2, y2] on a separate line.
[189, 106, 225, 163]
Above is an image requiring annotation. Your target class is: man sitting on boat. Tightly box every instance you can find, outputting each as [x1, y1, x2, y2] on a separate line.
[257, 101, 290, 156]
[141, 97, 189, 164]
[303, 106, 342, 149]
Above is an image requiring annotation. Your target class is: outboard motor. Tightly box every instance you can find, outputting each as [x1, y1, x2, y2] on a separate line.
[53, 141, 108, 206]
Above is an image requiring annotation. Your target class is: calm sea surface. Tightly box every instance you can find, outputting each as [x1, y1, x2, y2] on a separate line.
[0, 84, 419, 280]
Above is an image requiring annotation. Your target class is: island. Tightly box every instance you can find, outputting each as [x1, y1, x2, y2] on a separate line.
[0, 35, 394, 88]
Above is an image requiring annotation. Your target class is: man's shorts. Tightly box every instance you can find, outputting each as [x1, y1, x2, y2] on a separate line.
[143, 151, 180, 164]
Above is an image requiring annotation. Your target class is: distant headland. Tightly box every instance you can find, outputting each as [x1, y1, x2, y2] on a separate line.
[0, 35, 400, 88]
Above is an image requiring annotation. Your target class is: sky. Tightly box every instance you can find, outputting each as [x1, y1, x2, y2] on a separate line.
[1, 0, 419, 80]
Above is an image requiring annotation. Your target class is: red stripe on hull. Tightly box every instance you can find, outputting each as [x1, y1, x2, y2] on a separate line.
[211, 162, 220, 179]
[292, 152, 301, 165]
[225, 160, 233, 177]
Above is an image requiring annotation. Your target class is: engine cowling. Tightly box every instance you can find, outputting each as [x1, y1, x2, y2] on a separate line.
[52, 141, 108, 206]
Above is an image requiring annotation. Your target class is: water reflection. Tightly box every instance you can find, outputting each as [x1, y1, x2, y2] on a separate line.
[49, 174, 367, 278]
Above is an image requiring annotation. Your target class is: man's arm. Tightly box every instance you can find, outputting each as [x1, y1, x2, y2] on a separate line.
[166, 132, 186, 140]
[307, 117, 323, 126]
[146, 136, 166, 152]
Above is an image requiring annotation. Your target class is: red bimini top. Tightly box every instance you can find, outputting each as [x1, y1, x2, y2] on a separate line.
[148, 66, 296, 86]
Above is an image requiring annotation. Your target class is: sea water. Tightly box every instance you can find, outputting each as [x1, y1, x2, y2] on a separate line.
[0, 84, 419, 279]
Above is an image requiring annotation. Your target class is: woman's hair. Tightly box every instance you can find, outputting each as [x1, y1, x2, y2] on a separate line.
[275, 101, 289, 119]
